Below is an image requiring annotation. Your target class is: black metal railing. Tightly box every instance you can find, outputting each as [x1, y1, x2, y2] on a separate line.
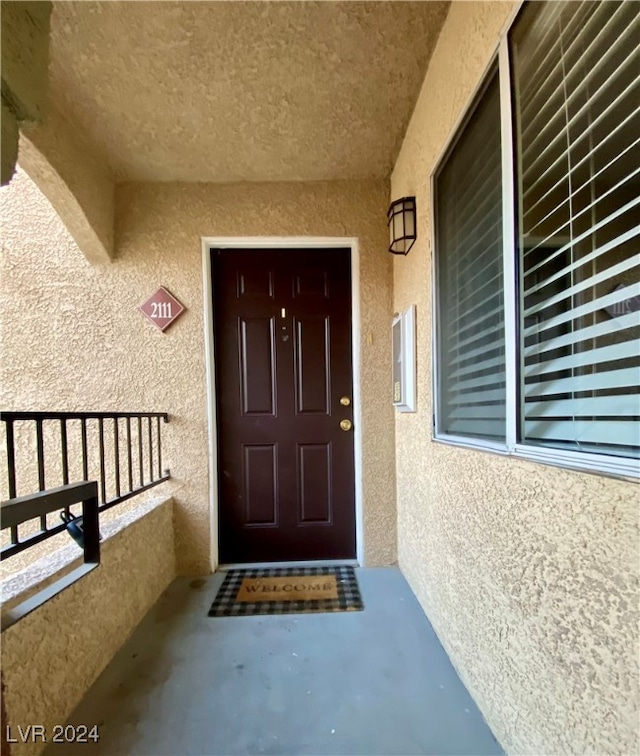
[1, 412, 170, 560]
[1, 482, 101, 631]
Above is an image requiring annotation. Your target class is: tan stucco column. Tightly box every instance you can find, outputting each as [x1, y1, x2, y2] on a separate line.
[1, 1, 52, 186]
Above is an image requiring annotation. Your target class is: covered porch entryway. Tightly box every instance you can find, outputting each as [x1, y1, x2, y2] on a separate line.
[2, 2, 638, 754]
[43, 568, 502, 756]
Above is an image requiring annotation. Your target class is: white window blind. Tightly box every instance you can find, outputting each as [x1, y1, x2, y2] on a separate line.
[435, 71, 506, 442]
[511, 1, 640, 458]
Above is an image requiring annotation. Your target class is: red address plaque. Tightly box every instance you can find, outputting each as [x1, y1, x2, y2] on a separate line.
[139, 286, 185, 332]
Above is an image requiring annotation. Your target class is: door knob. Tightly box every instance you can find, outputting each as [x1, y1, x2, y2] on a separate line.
[340, 419, 352, 431]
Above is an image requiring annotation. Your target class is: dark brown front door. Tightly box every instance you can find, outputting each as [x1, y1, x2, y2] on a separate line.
[212, 248, 356, 563]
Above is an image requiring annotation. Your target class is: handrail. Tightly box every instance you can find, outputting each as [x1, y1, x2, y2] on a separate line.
[0, 411, 170, 559]
[1, 412, 169, 421]
[1, 482, 101, 631]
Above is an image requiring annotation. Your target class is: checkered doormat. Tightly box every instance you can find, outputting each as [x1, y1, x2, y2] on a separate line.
[208, 565, 364, 617]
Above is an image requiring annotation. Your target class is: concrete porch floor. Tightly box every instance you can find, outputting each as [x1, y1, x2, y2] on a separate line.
[46, 567, 503, 756]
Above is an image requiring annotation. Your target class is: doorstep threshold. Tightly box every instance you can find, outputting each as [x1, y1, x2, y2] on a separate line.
[218, 559, 359, 571]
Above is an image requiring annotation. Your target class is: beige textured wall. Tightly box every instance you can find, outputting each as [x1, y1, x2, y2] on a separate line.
[2, 497, 175, 756]
[47, 1, 449, 183]
[391, 3, 639, 755]
[0, 1, 51, 123]
[20, 106, 115, 263]
[0, 1, 52, 185]
[1, 100, 19, 188]
[1, 170, 397, 573]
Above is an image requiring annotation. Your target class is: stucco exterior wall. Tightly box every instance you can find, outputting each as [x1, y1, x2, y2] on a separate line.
[0, 1, 52, 185]
[19, 105, 115, 263]
[0, 170, 396, 573]
[2, 497, 175, 756]
[391, 3, 639, 755]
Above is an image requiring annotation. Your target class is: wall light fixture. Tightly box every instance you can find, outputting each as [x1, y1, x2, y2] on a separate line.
[388, 196, 417, 255]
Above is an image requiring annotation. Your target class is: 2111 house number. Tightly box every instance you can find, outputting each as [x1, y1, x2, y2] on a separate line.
[6, 724, 100, 743]
[150, 301, 173, 319]
[139, 286, 186, 332]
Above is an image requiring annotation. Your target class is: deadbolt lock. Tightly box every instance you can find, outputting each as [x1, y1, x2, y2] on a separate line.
[339, 419, 353, 431]
[340, 396, 351, 406]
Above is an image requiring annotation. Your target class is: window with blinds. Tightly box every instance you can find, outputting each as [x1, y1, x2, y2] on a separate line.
[511, 1, 640, 459]
[435, 70, 505, 442]
[433, 0, 639, 470]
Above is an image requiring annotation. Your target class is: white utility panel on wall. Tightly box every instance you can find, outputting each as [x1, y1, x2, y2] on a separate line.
[392, 305, 416, 413]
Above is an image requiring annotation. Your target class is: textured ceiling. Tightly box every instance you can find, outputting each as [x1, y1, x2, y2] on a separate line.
[48, 1, 450, 183]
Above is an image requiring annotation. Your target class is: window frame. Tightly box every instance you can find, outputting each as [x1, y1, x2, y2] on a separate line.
[430, 3, 640, 481]
[432, 62, 506, 447]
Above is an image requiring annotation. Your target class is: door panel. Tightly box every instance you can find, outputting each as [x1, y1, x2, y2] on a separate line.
[293, 268, 329, 299]
[297, 443, 332, 525]
[239, 317, 277, 416]
[238, 269, 275, 299]
[294, 317, 331, 415]
[213, 248, 355, 563]
[243, 444, 278, 526]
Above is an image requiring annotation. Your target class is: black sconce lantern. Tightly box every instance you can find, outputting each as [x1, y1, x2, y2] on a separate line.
[388, 196, 417, 255]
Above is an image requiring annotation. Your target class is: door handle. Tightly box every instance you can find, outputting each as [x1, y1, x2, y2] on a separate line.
[339, 419, 352, 431]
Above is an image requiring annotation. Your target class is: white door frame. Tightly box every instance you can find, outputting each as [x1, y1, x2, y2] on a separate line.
[201, 236, 364, 570]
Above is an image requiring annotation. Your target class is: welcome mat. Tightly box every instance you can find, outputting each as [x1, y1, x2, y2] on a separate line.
[208, 565, 363, 617]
